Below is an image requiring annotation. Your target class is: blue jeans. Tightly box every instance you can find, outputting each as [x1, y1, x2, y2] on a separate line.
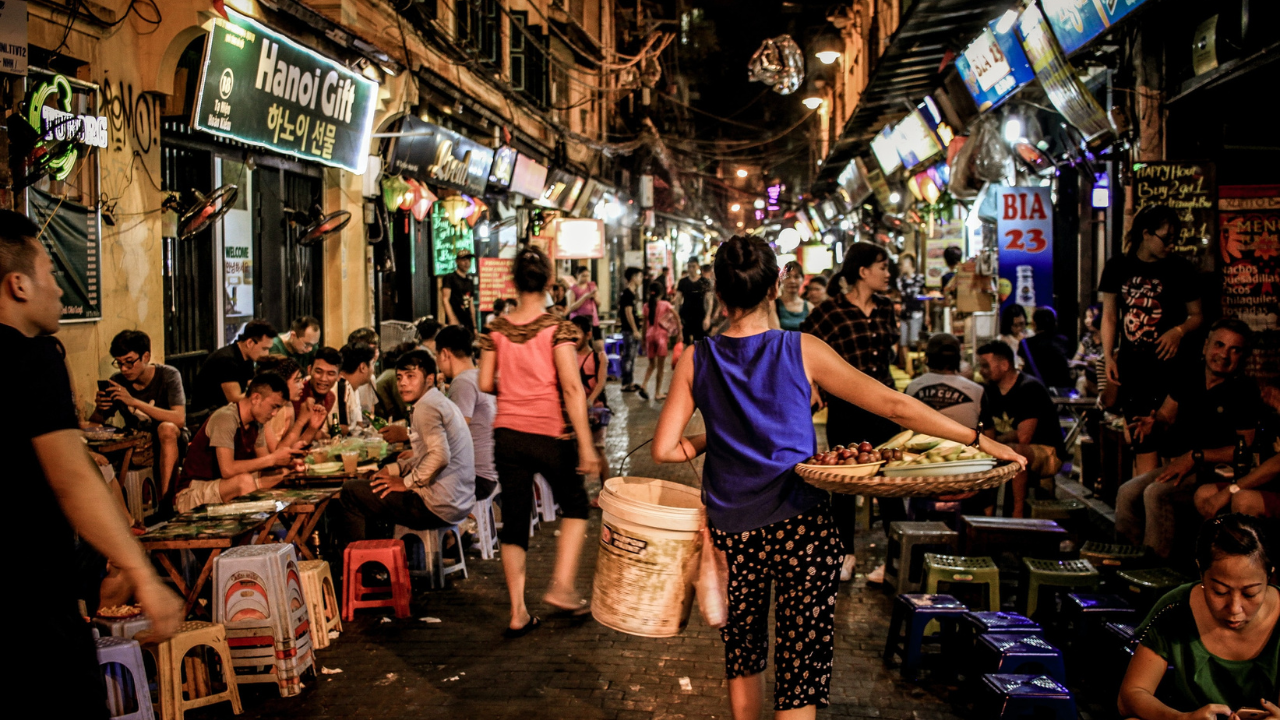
[620, 333, 639, 386]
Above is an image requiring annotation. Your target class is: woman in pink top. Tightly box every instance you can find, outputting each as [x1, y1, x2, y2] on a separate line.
[479, 247, 602, 638]
[642, 281, 681, 401]
[566, 265, 601, 341]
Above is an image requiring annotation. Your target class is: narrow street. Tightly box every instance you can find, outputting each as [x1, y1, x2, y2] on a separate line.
[220, 362, 962, 720]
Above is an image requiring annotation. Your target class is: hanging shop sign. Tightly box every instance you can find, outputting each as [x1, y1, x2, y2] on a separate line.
[1132, 162, 1215, 266]
[837, 157, 873, 205]
[24, 73, 108, 182]
[477, 257, 518, 308]
[28, 187, 100, 322]
[509, 152, 549, 199]
[554, 218, 605, 259]
[894, 109, 942, 172]
[571, 178, 607, 218]
[388, 116, 494, 196]
[1015, 4, 1110, 141]
[1041, 0, 1150, 56]
[430, 200, 475, 276]
[957, 22, 1035, 112]
[1218, 185, 1280, 381]
[538, 170, 585, 210]
[193, 9, 378, 173]
[0, 0, 28, 76]
[995, 186, 1054, 314]
[869, 127, 903, 175]
[489, 145, 517, 187]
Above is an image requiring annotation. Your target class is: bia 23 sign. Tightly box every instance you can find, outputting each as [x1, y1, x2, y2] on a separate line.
[194, 9, 378, 173]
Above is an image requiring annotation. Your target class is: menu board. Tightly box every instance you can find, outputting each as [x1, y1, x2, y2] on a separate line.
[430, 202, 474, 276]
[1016, 4, 1110, 141]
[1218, 185, 1280, 382]
[477, 257, 517, 308]
[1133, 161, 1216, 267]
[28, 187, 101, 322]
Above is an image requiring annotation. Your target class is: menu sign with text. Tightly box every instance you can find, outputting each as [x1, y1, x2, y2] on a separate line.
[1133, 161, 1216, 267]
[477, 258, 517, 308]
[1219, 185, 1279, 381]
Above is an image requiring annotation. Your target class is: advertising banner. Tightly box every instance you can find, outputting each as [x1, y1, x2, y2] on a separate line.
[1041, 0, 1150, 55]
[956, 22, 1035, 112]
[388, 116, 494, 195]
[194, 9, 378, 173]
[1132, 161, 1215, 268]
[1219, 186, 1280, 381]
[477, 258, 517, 308]
[995, 186, 1054, 314]
[1016, 4, 1110, 141]
[28, 188, 100, 322]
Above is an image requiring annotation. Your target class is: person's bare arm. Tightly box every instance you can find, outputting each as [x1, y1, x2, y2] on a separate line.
[101, 380, 185, 428]
[215, 444, 294, 477]
[1119, 645, 1228, 720]
[554, 344, 602, 475]
[1015, 418, 1037, 446]
[673, 289, 684, 316]
[478, 348, 496, 394]
[220, 381, 245, 404]
[1101, 292, 1120, 383]
[441, 287, 458, 325]
[33, 430, 182, 639]
[652, 346, 707, 463]
[585, 351, 607, 406]
[566, 286, 595, 313]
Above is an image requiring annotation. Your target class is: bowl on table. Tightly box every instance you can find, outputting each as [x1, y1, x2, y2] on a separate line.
[306, 461, 344, 475]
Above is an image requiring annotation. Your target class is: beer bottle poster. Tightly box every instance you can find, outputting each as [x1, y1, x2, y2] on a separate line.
[1219, 185, 1279, 381]
[995, 186, 1054, 314]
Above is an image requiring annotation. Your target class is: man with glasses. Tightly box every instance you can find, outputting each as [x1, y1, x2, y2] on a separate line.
[269, 315, 321, 370]
[90, 330, 187, 500]
[1099, 204, 1203, 475]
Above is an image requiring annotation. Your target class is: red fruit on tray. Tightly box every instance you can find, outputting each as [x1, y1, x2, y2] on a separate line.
[858, 441, 874, 452]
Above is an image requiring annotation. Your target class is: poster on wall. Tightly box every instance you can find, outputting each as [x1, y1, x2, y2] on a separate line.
[995, 186, 1054, 314]
[28, 188, 101, 322]
[1132, 161, 1216, 269]
[477, 258, 517, 308]
[0, 0, 27, 76]
[430, 203, 474, 276]
[1219, 185, 1280, 381]
[925, 232, 963, 289]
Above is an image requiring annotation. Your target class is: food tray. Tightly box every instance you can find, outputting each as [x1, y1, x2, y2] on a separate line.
[881, 459, 998, 477]
[794, 461, 884, 477]
[797, 461, 1019, 497]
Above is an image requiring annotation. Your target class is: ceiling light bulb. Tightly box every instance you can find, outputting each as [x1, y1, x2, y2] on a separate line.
[889, 192, 901, 204]
[754, 199, 766, 209]
[736, 169, 749, 178]
[802, 96, 824, 110]
[815, 50, 841, 65]
[730, 203, 741, 212]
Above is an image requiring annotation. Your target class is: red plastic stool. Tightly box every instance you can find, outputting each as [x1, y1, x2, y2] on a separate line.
[342, 539, 411, 621]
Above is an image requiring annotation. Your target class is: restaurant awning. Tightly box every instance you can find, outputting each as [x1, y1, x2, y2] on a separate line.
[812, 0, 1011, 197]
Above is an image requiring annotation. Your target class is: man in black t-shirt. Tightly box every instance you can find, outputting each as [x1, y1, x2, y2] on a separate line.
[191, 319, 276, 417]
[0, 212, 181, 717]
[618, 267, 644, 393]
[441, 250, 476, 331]
[1115, 319, 1260, 559]
[978, 341, 1065, 516]
[674, 257, 711, 345]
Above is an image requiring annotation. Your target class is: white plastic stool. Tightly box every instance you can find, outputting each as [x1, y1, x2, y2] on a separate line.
[472, 487, 501, 560]
[120, 467, 158, 522]
[96, 636, 156, 720]
[394, 525, 469, 588]
[533, 474, 559, 522]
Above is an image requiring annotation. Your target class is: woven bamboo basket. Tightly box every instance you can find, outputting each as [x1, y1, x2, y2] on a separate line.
[797, 460, 1019, 498]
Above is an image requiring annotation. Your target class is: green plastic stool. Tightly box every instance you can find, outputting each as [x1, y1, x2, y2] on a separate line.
[1022, 558, 1100, 619]
[1116, 567, 1191, 613]
[1079, 541, 1146, 570]
[1027, 498, 1086, 521]
[924, 554, 1001, 611]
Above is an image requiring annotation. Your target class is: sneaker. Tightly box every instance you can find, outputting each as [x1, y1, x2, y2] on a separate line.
[866, 563, 886, 585]
[637, 387, 650, 400]
[839, 554, 857, 582]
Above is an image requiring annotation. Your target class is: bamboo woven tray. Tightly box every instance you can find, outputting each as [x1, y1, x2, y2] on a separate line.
[797, 460, 1019, 497]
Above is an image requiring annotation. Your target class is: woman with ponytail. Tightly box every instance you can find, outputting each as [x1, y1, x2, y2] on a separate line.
[652, 236, 1024, 719]
[641, 280, 680, 401]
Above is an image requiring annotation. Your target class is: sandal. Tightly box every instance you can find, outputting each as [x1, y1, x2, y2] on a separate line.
[502, 616, 541, 639]
[543, 593, 592, 616]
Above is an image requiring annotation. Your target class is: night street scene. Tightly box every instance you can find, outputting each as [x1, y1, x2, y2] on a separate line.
[3, 0, 1279, 718]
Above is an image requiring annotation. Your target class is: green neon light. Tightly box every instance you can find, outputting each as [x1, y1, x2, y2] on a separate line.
[27, 74, 79, 181]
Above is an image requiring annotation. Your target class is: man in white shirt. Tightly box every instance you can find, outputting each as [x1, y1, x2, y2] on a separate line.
[332, 343, 376, 433]
[905, 333, 984, 428]
[435, 326, 498, 501]
[339, 350, 476, 541]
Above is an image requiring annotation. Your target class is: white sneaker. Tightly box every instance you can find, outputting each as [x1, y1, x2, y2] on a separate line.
[839, 555, 857, 582]
[866, 563, 886, 584]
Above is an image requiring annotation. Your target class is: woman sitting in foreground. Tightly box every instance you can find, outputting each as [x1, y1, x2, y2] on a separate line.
[1119, 514, 1279, 720]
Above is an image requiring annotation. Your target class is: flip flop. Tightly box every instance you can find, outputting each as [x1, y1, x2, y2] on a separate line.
[502, 616, 541, 639]
[544, 595, 592, 617]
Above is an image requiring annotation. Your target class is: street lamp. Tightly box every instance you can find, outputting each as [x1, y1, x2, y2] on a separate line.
[812, 31, 843, 65]
[802, 95, 824, 110]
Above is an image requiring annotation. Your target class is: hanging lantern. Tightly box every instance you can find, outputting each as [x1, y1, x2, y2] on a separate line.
[438, 195, 473, 227]
[410, 184, 437, 222]
[465, 197, 488, 228]
[401, 178, 422, 211]
[381, 175, 410, 214]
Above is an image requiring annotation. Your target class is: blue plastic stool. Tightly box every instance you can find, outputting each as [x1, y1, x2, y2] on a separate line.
[951, 611, 1043, 678]
[980, 673, 1077, 719]
[607, 353, 622, 379]
[883, 593, 969, 681]
[979, 633, 1067, 683]
[1064, 592, 1136, 650]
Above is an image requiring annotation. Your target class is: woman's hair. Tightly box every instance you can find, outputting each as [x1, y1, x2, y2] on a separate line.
[839, 242, 889, 288]
[573, 264, 588, 276]
[713, 235, 778, 311]
[492, 298, 506, 314]
[1085, 303, 1102, 331]
[1196, 514, 1274, 576]
[514, 246, 552, 293]
[646, 281, 665, 324]
[570, 314, 593, 341]
[1031, 306, 1058, 335]
[1125, 204, 1182, 257]
[783, 260, 804, 278]
[1000, 303, 1027, 336]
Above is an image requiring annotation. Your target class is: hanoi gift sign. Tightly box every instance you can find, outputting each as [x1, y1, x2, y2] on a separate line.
[193, 9, 378, 173]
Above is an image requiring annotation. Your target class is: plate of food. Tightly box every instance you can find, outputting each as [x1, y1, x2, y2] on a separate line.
[97, 604, 144, 619]
[796, 442, 903, 477]
[83, 426, 122, 442]
[307, 461, 344, 475]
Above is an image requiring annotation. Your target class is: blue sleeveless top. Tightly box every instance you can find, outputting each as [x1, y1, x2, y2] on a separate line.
[693, 330, 826, 533]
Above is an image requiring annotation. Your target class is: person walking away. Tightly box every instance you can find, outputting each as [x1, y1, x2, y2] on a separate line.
[1, 211, 182, 717]
[896, 253, 926, 368]
[675, 257, 712, 345]
[1100, 204, 1202, 475]
[618, 267, 645, 395]
[573, 315, 611, 482]
[801, 242, 901, 583]
[441, 250, 477, 331]
[775, 272, 810, 331]
[643, 281, 681, 401]
[478, 247, 602, 637]
[566, 265, 602, 343]
[653, 235, 1024, 720]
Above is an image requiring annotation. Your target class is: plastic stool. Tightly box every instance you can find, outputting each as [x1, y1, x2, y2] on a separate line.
[883, 593, 968, 680]
[962, 516, 1068, 559]
[1116, 566, 1190, 614]
[923, 554, 1000, 611]
[1026, 498, 1086, 521]
[1080, 541, 1147, 572]
[95, 613, 152, 640]
[394, 524, 469, 588]
[120, 467, 159, 523]
[951, 611, 1043, 677]
[473, 486, 501, 560]
[979, 673, 1076, 719]
[97, 636, 155, 720]
[533, 474, 559, 522]
[1022, 558, 1099, 620]
[607, 354, 622, 380]
[978, 634, 1066, 683]
[342, 539, 412, 621]
[1063, 593, 1135, 649]
[298, 560, 342, 650]
[143, 621, 242, 720]
[886, 521, 959, 594]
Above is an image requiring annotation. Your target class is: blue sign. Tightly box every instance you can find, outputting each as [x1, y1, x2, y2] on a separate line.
[996, 186, 1054, 314]
[956, 22, 1035, 112]
[1041, 0, 1149, 55]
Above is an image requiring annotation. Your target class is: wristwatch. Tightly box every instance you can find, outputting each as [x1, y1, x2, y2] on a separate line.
[1192, 450, 1204, 465]
[1228, 483, 1241, 495]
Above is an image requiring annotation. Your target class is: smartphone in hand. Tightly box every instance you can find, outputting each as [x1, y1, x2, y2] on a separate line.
[1235, 708, 1268, 720]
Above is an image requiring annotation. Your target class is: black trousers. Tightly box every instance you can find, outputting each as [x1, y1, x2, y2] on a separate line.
[337, 478, 451, 544]
[494, 428, 590, 549]
[825, 396, 905, 550]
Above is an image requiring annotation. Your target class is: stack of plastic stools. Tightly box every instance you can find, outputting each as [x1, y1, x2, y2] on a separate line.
[533, 474, 559, 522]
[1063, 593, 1135, 652]
[882, 593, 969, 681]
[978, 674, 1076, 719]
[962, 516, 1068, 560]
[298, 560, 342, 650]
[923, 554, 1001, 611]
[394, 524, 469, 589]
[886, 521, 959, 594]
[213, 543, 313, 697]
[1080, 541, 1147, 590]
[142, 621, 242, 720]
[342, 539, 412, 621]
[1116, 566, 1189, 614]
[95, 613, 152, 640]
[1022, 558, 1100, 621]
[1026, 498, 1086, 522]
[97, 636, 155, 720]
[472, 485, 501, 560]
[978, 634, 1066, 683]
[951, 610, 1043, 677]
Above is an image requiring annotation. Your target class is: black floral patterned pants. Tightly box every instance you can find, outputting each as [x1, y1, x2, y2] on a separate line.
[709, 505, 842, 711]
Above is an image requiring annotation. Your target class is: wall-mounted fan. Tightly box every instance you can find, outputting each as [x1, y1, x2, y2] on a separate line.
[297, 209, 352, 247]
[162, 184, 239, 240]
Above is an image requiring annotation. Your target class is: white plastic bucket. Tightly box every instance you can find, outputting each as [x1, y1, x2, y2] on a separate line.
[591, 477, 706, 638]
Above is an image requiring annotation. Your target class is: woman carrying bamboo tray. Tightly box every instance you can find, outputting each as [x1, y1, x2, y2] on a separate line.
[651, 236, 1025, 720]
